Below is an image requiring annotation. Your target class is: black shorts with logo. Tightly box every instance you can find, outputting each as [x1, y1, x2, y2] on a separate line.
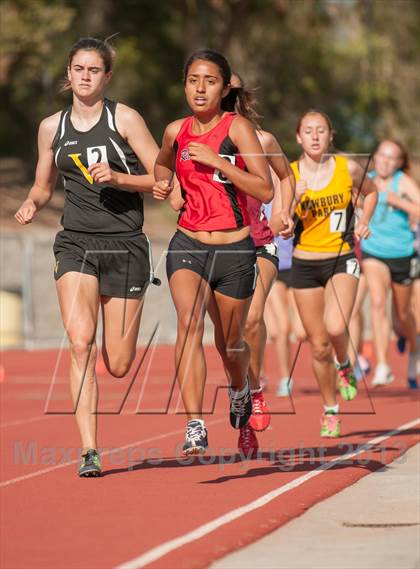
[53, 229, 153, 298]
[361, 252, 417, 286]
[256, 242, 279, 270]
[166, 230, 257, 299]
[292, 253, 360, 289]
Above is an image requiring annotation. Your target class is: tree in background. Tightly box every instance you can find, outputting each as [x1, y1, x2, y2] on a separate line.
[0, 0, 418, 169]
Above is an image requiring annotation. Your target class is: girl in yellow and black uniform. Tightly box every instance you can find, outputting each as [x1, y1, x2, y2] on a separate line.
[291, 110, 377, 437]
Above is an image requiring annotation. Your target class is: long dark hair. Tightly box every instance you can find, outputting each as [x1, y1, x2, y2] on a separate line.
[229, 72, 261, 128]
[183, 49, 260, 126]
[61, 37, 115, 92]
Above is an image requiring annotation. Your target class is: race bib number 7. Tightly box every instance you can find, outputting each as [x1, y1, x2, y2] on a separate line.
[330, 209, 346, 233]
[346, 258, 360, 279]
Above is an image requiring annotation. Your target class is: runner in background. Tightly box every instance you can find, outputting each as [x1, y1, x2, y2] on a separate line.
[410, 225, 420, 379]
[228, 73, 295, 454]
[291, 110, 377, 437]
[264, 213, 307, 398]
[347, 191, 371, 382]
[361, 140, 420, 388]
[347, 264, 370, 381]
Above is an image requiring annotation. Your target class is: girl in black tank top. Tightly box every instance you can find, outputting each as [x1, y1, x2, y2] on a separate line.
[15, 38, 160, 477]
[53, 98, 145, 233]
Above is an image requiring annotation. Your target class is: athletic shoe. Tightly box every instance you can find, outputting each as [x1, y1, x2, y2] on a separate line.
[229, 382, 252, 429]
[407, 352, 419, 389]
[371, 363, 395, 387]
[79, 449, 101, 477]
[354, 363, 363, 382]
[407, 377, 418, 389]
[182, 420, 208, 455]
[320, 412, 341, 438]
[357, 354, 371, 375]
[259, 375, 269, 392]
[336, 362, 358, 401]
[397, 336, 407, 354]
[249, 390, 270, 431]
[238, 424, 259, 458]
[276, 377, 293, 397]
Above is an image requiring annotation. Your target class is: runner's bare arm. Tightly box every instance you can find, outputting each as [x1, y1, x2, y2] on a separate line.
[261, 131, 295, 213]
[168, 178, 185, 211]
[260, 131, 294, 236]
[15, 113, 60, 224]
[348, 159, 378, 239]
[387, 174, 420, 221]
[88, 105, 159, 192]
[153, 120, 184, 200]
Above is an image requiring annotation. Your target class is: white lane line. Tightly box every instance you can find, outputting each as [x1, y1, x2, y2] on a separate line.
[0, 384, 180, 429]
[115, 417, 420, 569]
[0, 418, 225, 488]
[1, 415, 55, 429]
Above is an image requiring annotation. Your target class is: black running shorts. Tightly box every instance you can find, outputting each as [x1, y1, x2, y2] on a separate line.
[166, 230, 257, 299]
[53, 230, 153, 298]
[292, 253, 360, 289]
[256, 242, 279, 270]
[361, 252, 417, 286]
[277, 268, 292, 288]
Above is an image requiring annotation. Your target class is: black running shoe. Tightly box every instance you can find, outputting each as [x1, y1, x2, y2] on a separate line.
[79, 449, 101, 477]
[229, 382, 252, 429]
[182, 420, 208, 455]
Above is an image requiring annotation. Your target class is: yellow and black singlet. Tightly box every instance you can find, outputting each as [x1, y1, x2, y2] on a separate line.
[291, 156, 355, 253]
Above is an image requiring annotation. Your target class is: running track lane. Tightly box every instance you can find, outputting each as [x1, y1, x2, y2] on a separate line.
[0, 345, 419, 569]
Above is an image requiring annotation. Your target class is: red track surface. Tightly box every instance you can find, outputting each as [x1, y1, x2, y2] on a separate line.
[0, 344, 419, 569]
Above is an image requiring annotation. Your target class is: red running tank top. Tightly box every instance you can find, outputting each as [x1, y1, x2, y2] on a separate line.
[246, 195, 273, 246]
[174, 112, 250, 231]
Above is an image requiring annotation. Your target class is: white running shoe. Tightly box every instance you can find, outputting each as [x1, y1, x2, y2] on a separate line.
[357, 354, 371, 374]
[371, 363, 395, 387]
[276, 377, 293, 397]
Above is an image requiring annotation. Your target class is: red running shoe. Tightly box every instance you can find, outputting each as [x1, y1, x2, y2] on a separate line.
[238, 424, 259, 458]
[249, 390, 271, 431]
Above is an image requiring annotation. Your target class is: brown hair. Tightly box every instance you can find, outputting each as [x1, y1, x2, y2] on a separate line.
[60, 37, 115, 92]
[229, 72, 262, 128]
[378, 139, 410, 173]
[296, 109, 334, 134]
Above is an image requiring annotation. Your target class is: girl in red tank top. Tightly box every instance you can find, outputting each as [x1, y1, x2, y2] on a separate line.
[153, 49, 273, 455]
[175, 112, 250, 231]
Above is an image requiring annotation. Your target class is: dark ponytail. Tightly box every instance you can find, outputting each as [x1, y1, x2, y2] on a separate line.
[228, 72, 261, 128]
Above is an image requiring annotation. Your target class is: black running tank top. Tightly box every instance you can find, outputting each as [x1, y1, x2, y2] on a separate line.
[52, 99, 144, 233]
